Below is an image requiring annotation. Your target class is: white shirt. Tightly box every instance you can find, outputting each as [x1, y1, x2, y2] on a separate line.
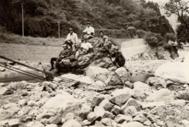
[81, 42, 93, 51]
[168, 40, 177, 46]
[83, 26, 95, 35]
[66, 32, 78, 44]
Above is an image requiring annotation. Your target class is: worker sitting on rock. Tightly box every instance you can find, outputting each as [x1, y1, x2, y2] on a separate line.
[65, 27, 79, 51]
[50, 41, 75, 74]
[92, 31, 109, 59]
[83, 21, 95, 40]
[72, 41, 94, 73]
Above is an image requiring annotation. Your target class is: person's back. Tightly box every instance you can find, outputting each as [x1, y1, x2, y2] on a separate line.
[111, 51, 125, 67]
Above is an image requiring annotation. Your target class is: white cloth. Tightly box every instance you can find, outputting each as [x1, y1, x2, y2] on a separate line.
[83, 26, 95, 35]
[81, 42, 93, 51]
[65, 32, 78, 44]
[168, 40, 177, 46]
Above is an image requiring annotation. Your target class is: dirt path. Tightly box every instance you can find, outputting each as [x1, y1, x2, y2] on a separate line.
[0, 43, 61, 63]
[0, 38, 147, 63]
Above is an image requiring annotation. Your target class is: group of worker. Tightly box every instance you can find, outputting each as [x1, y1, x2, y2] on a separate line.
[50, 21, 125, 74]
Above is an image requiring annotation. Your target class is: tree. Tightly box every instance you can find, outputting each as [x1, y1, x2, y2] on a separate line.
[164, 0, 189, 24]
[164, 0, 189, 43]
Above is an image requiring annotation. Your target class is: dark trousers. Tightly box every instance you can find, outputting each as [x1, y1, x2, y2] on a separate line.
[50, 57, 57, 70]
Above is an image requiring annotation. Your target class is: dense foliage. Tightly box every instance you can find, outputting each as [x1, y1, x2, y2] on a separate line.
[0, 0, 173, 37]
[164, 0, 189, 43]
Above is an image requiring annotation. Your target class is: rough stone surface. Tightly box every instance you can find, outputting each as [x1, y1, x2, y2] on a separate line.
[79, 103, 91, 119]
[111, 105, 122, 115]
[121, 121, 145, 127]
[115, 67, 130, 82]
[0, 87, 13, 95]
[62, 119, 81, 127]
[86, 66, 111, 83]
[146, 76, 167, 88]
[94, 106, 105, 118]
[146, 89, 174, 102]
[0, 119, 20, 127]
[121, 98, 142, 111]
[42, 92, 79, 112]
[87, 112, 98, 122]
[155, 61, 189, 84]
[115, 114, 132, 123]
[101, 118, 117, 126]
[101, 99, 114, 111]
[46, 124, 58, 127]
[110, 94, 131, 107]
[133, 81, 152, 99]
[123, 106, 138, 117]
[1, 57, 189, 127]
[26, 121, 44, 127]
[91, 96, 105, 108]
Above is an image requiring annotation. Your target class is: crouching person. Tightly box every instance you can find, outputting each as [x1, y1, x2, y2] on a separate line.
[110, 45, 125, 68]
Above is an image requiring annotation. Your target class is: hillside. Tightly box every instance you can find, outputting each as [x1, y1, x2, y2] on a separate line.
[0, 0, 173, 37]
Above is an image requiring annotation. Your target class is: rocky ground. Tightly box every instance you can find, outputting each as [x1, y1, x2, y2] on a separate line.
[1, 63, 189, 127]
[1, 37, 189, 127]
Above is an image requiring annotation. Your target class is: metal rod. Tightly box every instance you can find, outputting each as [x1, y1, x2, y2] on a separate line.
[21, 3, 24, 37]
[58, 21, 60, 38]
[0, 64, 44, 80]
[0, 55, 44, 73]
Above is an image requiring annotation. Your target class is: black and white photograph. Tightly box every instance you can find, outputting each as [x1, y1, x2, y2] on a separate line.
[0, 0, 189, 126]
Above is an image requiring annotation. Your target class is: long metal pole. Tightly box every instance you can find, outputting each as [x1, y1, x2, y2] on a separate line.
[21, 3, 24, 37]
[58, 21, 60, 38]
[0, 55, 43, 72]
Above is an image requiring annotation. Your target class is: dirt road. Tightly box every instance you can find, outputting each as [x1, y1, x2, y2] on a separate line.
[0, 38, 147, 63]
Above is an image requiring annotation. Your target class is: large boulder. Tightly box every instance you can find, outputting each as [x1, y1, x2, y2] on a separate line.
[115, 67, 131, 82]
[0, 87, 14, 95]
[86, 66, 122, 85]
[111, 88, 133, 97]
[0, 119, 20, 127]
[0, 103, 20, 121]
[121, 98, 142, 111]
[62, 119, 81, 127]
[146, 76, 167, 88]
[26, 121, 44, 127]
[86, 66, 111, 83]
[57, 73, 94, 85]
[121, 121, 145, 127]
[40, 92, 81, 118]
[155, 60, 189, 84]
[133, 82, 152, 99]
[110, 93, 131, 107]
[146, 89, 174, 102]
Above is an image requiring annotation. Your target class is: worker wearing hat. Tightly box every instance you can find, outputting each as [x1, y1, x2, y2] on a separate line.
[83, 21, 95, 39]
[65, 27, 79, 51]
[50, 40, 75, 73]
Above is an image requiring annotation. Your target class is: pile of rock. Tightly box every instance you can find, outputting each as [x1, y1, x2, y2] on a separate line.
[1, 60, 189, 127]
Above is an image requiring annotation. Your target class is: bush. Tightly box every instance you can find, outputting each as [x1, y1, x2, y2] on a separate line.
[165, 33, 176, 41]
[136, 29, 147, 38]
[96, 29, 130, 38]
[0, 0, 173, 37]
[145, 32, 163, 47]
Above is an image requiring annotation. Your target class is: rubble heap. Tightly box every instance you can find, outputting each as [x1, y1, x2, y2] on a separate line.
[1, 63, 189, 127]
